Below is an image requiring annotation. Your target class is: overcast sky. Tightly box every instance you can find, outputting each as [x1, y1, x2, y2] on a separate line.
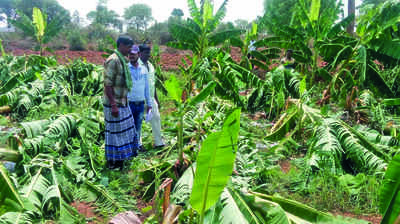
[58, 0, 265, 23]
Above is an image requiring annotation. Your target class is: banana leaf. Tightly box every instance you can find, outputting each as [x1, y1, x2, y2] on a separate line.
[266, 106, 298, 141]
[190, 109, 241, 215]
[0, 164, 24, 216]
[380, 153, 400, 224]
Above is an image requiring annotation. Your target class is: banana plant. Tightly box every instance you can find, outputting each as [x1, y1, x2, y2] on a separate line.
[0, 38, 5, 57]
[190, 109, 241, 223]
[164, 74, 216, 164]
[380, 153, 400, 224]
[168, 0, 243, 58]
[11, 8, 65, 55]
[0, 154, 82, 223]
[0, 164, 24, 216]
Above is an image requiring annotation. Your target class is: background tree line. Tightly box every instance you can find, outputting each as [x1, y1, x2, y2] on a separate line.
[0, 0, 388, 52]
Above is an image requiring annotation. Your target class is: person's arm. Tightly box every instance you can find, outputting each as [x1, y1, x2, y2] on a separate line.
[154, 89, 160, 108]
[145, 73, 152, 112]
[104, 59, 119, 117]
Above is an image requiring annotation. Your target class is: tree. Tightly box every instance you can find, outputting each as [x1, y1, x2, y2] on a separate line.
[13, 0, 71, 27]
[347, 0, 355, 34]
[71, 10, 81, 26]
[171, 8, 184, 18]
[124, 4, 153, 31]
[234, 19, 249, 30]
[0, 0, 17, 27]
[215, 22, 235, 32]
[147, 21, 172, 45]
[87, 0, 122, 31]
[361, 0, 386, 6]
[262, 0, 297, 33]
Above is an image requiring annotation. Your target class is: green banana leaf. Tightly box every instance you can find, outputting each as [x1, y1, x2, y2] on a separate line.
[32, 8, 46, 41]
[165, 75, 183, 103]
[0, 148, 20, 162]
[190, 109, 241, 215]
[187, 81, 216, 108]
[380, 153, 400, 224]
[266, 106, 298, 141]
[252, 192, 368, 223]
[205, 188, 367, 224]
[310, 0, 321, 22]
[0, 164, 24, 216]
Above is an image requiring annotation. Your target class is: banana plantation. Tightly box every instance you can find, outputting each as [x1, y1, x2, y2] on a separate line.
[1, 0, 400, 223]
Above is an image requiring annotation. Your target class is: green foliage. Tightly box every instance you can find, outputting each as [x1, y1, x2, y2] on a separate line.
[380, 153, 400, 224]
[11, 7, 66, 55]
[165, 75, 183, 103]
[171, 8, 184, 18]
[124, 3, 153, 31]
[67, 30, 87, 51]
[86, 1, 122, 31]
[262, 0, 297, 33]
[169, 0, 243, 58]
[204, 187, 367, 224]
[0, 0, 16, 27]
[190, 109, 241, 221]
[0, 164, 23, 216]
[357, 1, 400, 60]
[13, 0, 71, 25]
[0, 39, 5, 57]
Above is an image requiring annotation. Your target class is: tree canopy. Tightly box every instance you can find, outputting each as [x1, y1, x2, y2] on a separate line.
[171, 8, 184, 18]
[0, 0, 17, 27]
[87, 0, 122, 31]
[14, 0, 71, 27]
[262, 0, 297, 33]
[124, 3, 153, 31]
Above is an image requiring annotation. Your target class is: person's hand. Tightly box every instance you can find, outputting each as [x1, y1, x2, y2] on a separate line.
[111, 104, 119, 117]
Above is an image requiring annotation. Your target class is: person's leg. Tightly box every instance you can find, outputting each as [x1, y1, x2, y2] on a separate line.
[129, 102, 140, 135]
[150, 99, 164, 147]
[129, 102, 144, 147]
[133, 102, 145, 148]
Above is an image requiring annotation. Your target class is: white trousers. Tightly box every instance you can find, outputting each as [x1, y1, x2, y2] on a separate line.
[150, 99, 164, 146]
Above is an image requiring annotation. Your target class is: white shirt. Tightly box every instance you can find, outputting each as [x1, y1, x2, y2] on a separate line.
[127, 62, 151, 105]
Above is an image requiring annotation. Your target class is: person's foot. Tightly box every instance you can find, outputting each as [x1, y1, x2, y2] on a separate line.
[154, 144, 165, 149]
[138, 145, 146, 152]
[106, 160, 120, 170]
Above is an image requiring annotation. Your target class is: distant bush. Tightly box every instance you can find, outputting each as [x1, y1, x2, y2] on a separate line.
[68, 30, 87, 51]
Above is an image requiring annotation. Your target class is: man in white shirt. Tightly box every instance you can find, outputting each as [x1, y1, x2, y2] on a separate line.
[139, 45, 165, 148]
[127, 45, 152, 151]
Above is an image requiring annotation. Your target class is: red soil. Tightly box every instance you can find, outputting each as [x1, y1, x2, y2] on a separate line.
[71, 201, 103, 223]
[332, 211, 382, 224]
[9, 46, 244, 71]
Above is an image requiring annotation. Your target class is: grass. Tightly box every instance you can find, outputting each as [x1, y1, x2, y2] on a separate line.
[257, 160, 381, 215]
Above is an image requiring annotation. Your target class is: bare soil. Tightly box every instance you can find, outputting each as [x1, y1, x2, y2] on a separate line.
[9, 46, 245, 71]
[332, 211, 382, 224]
[71, 201, 104, 223]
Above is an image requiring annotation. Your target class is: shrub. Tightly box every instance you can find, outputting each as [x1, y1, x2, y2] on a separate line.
[68, 30, 87, 51]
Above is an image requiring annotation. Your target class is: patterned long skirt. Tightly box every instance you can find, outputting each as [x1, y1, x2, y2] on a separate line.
[104, 105, 139, 161]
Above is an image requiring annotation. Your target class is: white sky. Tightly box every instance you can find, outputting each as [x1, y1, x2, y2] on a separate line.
[0, 0, 364, 28]
[58, 0, 264, 23]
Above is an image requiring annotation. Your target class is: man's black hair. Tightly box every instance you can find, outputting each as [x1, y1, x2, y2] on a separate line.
[139, 44, 151, 52]
[117, 35, 133, 48]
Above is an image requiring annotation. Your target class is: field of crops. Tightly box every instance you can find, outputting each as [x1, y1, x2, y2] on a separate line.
[2, 0, 400, 223]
